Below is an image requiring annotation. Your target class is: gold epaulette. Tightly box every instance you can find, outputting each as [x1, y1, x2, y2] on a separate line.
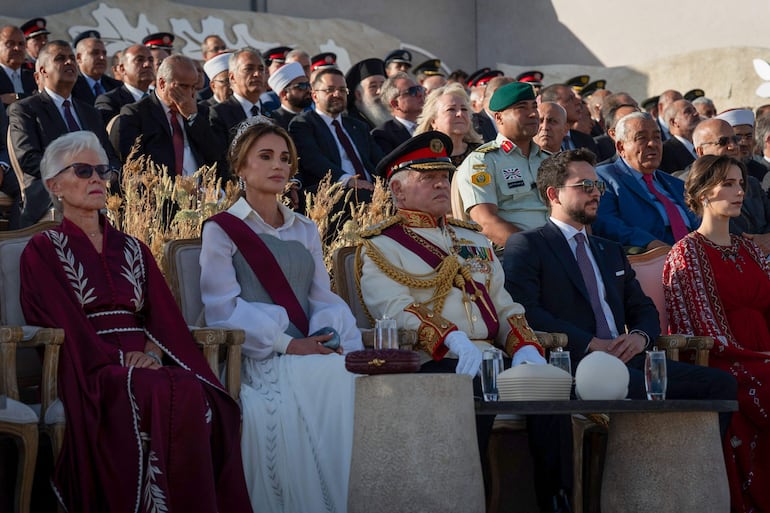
[474, 142, 499, 154]
[358, 215, 403, 239]
[447, 217, 481, 231]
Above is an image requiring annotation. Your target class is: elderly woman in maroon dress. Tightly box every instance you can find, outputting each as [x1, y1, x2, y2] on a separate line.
[663, 155, 770, 513]
[19, 131, 253, 513]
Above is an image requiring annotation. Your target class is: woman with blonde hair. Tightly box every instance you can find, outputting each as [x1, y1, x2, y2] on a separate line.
[415, 82, 483, 168]
[200, 116, 363, 513]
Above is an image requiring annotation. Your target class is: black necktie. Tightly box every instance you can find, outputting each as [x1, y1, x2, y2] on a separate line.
[62, 100, 81, 132]
[250, 104, 260, 116]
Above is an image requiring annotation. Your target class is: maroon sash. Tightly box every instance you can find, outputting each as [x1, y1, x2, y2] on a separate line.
[381, 224, 500, 337]
[208, 212, 310, 337]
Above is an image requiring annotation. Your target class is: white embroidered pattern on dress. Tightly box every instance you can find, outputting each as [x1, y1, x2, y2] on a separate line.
[46, 231, 96, 306]
[121, 237, 145, 311]
[143, 450, 168, 513]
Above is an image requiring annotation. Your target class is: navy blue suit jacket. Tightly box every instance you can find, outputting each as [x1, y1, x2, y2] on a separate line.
[288, 110, 384, 190]
[472, 111, 497, 143]
[0, 68, 36, 98]
[95, 85, 138, 125]
[594, 160, 699, 248]
[659, 137, 695, 174]
[71, 73, 122, 107]
[503, 220, 660, 365]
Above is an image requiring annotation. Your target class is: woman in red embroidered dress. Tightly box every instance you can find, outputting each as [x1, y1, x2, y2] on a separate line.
[663, 155, 770, 513]
[19, 132, 252, 513]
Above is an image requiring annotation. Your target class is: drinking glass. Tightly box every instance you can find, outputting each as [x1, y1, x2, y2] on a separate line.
[549, 348, 572, 375]
[481, 349, 503, 401]
[644, 349, 667, 400]
[374, 318, 399, 350]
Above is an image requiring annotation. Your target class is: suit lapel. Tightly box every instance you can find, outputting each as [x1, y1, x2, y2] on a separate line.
[542, 221, 591, 302]
[311, 111, 341, 165]
[614, 163, 657, 208]
[587, 235, 624, 328]
[149, 93, 173, 137]
[40, 91, 68, 134]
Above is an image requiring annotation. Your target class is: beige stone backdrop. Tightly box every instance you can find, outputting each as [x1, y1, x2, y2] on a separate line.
[2, 0, 770, 109]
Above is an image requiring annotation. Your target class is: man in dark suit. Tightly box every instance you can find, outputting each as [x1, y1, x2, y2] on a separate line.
[471, 76, 513, 143]
[111, 54, 224, 180]
[8, 40, 119, 226]
[655, 90, 683, 142]
[209, 48, 267, 173]
[95, 44, 154, 125]
[289, 68, 383, 195]
[71, 33, 122, 106]
[593, 93, 639, 163]
[593, 112, 698, 250]
[659, 99, 699, 173]
[0, 26, 37, 106]
[0, 104, 21, 228]
[371, 71, 423, 154]
[541, 83, 598, 154]
[503, 148, 736, 511]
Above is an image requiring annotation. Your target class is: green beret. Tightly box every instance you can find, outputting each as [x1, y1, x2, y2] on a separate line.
[489, 82, 536, 112]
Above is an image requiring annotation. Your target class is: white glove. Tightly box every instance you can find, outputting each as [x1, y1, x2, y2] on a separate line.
[511, 345, 547, 366]
[444, 331, 483, 377]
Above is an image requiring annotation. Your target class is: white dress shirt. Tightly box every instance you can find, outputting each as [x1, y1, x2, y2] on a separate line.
[155, 92, 199, 176]
[44, 87, 82, 129]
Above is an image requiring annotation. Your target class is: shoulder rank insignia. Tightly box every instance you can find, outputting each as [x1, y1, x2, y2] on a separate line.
[471, 171, 491, 186]
[447, 218, 481, 231]
[475, 144, 498, 154]
[359, 215, 402, 238]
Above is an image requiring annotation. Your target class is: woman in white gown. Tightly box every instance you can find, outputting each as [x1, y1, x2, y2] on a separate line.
[199, 116, 363, 513]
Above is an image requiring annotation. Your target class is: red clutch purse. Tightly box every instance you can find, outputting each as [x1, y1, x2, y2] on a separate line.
[344, 349, 421, 375]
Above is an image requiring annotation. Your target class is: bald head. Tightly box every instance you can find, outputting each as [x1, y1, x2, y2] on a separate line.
[657, 89, 683, 123]
[693, 118, 738, 157]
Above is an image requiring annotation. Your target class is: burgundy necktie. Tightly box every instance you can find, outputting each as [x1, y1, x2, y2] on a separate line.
[62, 100, 80, 132]
[642, 173, 689, 242]
[574, 233, 613, 339]
[169, 109, 184, 176]
[331, 119, 366, 178]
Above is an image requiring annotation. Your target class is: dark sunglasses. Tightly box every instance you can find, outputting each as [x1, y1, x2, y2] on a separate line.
[399, 85, 425, 97]
[287, 81, 312, 91]
[56, 163, 117, 180]
[557, 179, 606, 195]
[701, 135, 740, 147]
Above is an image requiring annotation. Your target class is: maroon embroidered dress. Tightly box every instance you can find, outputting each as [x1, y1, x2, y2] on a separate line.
[664, 232, 770, 513]
[20, 217, 252, 513]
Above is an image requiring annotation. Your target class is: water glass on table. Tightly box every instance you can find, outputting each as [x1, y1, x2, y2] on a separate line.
[549, 347, 572, 375]
[374, 317, 399, 350]
[481, 348, 503, 401]
[644, 348, 668, 400]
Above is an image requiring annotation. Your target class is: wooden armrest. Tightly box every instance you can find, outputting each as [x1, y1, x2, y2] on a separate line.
[223, 330, 244, 401]
[191, 328, 227, 378]
[655, 334, 687, 361]
[535, 331, 568, 351]
[0, 326, 64, 415]
[685, 336, 713, 366]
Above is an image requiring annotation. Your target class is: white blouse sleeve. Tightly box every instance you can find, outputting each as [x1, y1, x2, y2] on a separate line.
[199, 221, 294, 359]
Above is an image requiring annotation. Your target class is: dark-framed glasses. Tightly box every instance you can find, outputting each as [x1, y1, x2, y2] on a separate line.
[56, 163, 117, 180]
[557, 179, 606, 195]
[287, 81, 312, 91]
[314, 86, 349, 95]
[701, 135, 739, 147]
[399, 85, 425, 97]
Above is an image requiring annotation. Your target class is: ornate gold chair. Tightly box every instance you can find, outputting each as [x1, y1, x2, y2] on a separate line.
[163, 238, 244, 399]
[0, 221, 65, 513]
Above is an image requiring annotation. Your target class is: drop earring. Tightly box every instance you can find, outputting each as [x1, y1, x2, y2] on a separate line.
[238, 177, 245, 191]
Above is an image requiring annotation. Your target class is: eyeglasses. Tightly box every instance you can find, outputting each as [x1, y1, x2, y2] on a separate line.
[398, 85, 425, 97]
[700, 135, 740, 147]
[557, 179, 606, 195]
[56, 163, 117, 180]
[287, 81, 311, 91]
[314, 86, 349, 95]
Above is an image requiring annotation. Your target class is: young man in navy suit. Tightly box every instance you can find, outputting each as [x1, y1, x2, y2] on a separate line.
[503, 148, 736, 512]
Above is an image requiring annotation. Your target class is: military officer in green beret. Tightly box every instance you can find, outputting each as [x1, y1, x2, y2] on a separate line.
[455, 81, 549, 247]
